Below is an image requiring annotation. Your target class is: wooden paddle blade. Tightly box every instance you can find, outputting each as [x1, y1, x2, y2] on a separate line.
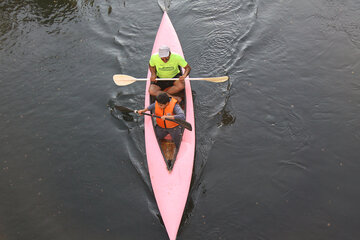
[204, 76, 229, 83]
[113, 74, 138, 86]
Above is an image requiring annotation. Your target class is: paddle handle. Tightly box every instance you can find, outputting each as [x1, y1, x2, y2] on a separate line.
[135, 110, 151, 117]
[135, 110, 192, 131]
[135, 110, 164, 119]
[136, 111, 167, 120]
[129, 77, 224, 81]
[113, 74, 228, 86]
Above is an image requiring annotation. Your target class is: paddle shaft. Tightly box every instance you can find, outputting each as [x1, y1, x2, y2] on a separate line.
[113, 74, 229, 86]
[124, 78, 221, 81]
[117, 77, 228, 81]
[114, 105, 192, 131]
[137, 111, 192, 131]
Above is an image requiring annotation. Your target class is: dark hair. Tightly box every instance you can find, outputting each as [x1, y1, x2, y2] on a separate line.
[156, 92, 170, 104]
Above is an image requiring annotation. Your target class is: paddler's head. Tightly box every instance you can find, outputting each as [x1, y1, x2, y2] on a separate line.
[159, 45, 171, 63]
[156, 92, 170, 109]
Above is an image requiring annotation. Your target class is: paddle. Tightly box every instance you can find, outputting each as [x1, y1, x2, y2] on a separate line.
[113, 74, 229, 86]
[114, 105, 192, 131]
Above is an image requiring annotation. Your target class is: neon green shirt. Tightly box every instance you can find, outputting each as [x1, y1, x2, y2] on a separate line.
[149, 52, 188, 78]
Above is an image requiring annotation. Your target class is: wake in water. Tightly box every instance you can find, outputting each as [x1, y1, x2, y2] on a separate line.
[107, 91, 151, 188]
[157, 0, 171, 12]
[176, 0, 259, 225]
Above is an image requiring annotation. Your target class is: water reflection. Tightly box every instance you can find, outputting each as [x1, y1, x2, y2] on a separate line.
[1, 0, 77, 27]
[0, 0, 95, 39]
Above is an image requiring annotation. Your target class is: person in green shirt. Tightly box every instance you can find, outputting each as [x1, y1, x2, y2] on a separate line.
[149, 45, 191, 98]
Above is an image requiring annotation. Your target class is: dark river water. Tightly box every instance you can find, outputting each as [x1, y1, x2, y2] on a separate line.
[1, 0, 360, 239]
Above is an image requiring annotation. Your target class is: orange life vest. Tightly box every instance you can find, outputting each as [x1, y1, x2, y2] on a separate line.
[155, 98, 179, 128]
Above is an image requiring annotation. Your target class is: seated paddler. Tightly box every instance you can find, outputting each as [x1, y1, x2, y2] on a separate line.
[137, 93, 185, 149]
[148, 45, 191, 99]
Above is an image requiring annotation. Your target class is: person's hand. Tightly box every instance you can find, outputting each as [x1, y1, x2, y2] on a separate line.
[179, 75, 186, 81]
[150, 75, 157, 83]
[137, 109, 147, 115]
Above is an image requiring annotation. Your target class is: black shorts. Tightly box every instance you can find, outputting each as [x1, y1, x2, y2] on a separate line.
[152, 72, 182, 91]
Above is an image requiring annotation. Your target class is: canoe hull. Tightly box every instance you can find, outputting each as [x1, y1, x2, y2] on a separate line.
[144, 12, 195, 240]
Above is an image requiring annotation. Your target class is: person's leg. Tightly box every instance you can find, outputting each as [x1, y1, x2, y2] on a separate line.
[155, 125, 169, 140]
[150, 81, 176, 97]
[168, 126, 183, 149]
[149, 84, 162, 97]
[166, 80, 185, 95]
[165, 71, 184, 95]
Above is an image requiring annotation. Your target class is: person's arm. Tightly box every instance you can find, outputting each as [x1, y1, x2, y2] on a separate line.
[137, 107, 148, 115]
[137, 103, 155, 115]
[179, 64, 191, 81]
[149, 65, 157, 82]
[149, 55, 157, 82]
[161, 103, 185, 120]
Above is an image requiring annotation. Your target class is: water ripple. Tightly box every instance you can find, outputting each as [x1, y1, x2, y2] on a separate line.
[187, 0, 258, 75]
[309, 0, 360, 48]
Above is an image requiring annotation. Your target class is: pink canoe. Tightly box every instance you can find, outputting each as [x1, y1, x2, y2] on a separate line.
[144, 11, 196, 240]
